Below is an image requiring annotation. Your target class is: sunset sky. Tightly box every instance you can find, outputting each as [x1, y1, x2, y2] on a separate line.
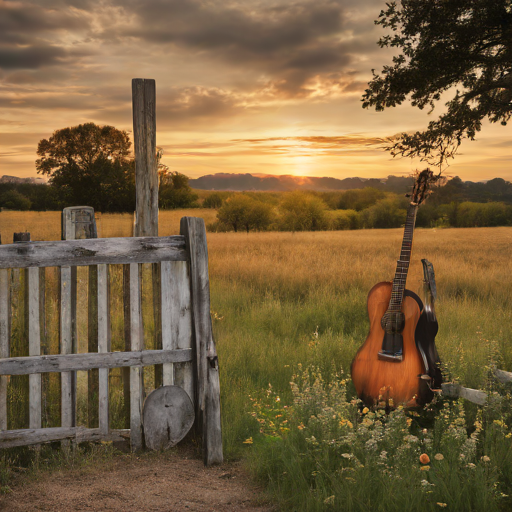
[1, 0, 510, 182]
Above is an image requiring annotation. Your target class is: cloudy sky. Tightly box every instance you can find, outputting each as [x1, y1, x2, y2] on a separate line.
[1, 0, 510, 182]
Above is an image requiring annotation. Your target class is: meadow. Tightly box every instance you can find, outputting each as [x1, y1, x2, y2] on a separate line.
[1, 210, 512, 510]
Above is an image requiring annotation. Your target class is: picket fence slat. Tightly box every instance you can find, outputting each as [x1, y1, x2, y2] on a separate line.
[28, 267, 41, 430]
[129, 263, 144, 451]
[0, 236, 187, 269]
[0, 269, 9, 431]
[0, 426, 130, 449]
[60, 266, 73, 431]
[98, 264, 110, 436]
[161, 261, 174, 386]
[0, 349, 193, 376]
[171, 261, 194, 404]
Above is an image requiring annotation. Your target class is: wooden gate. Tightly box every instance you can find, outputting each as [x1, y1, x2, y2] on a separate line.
[0, 217, 222, 466]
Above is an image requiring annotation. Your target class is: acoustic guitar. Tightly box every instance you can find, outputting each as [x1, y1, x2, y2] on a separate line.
[350, 169, 440, 407]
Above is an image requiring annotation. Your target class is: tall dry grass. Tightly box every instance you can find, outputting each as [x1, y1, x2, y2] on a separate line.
[0, 209, 218, 241]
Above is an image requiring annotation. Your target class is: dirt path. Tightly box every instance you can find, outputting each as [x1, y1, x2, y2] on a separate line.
[0, 447, 275, 512]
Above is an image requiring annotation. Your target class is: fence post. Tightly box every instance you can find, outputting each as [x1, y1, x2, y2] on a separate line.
[180, 217, 223, 466]
[130, 79, 161, 442]
[61, 207, 98, 429]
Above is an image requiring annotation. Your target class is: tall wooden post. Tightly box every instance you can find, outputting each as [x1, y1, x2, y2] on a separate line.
[132, 78, 158, 238]
[128, 79, 160, 444]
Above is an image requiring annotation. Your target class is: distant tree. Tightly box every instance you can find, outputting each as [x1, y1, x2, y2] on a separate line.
[361, 197, 407, 229]
[279, 191, 328, 231]
[202, 192, 224, 209]
[159, 170, 199, 209]
[0, 189, 32, 210]
[363, 0, 512, 166]
[36, 123, 135, 212]
[337, 188, 387, 211]
[217, 194, 275, 232]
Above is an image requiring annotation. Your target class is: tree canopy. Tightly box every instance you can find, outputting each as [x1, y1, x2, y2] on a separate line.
[158, 170, 199, 209]
[362, 0, 512, 166]
[36, 123, 135, 212]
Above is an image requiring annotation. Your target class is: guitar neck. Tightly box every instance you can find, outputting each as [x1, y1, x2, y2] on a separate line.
[389, 203, 418, 311]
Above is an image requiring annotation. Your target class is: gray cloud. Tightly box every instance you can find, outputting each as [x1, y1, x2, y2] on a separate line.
[102, 0, 363, 96]
[0, 45, 69, 70]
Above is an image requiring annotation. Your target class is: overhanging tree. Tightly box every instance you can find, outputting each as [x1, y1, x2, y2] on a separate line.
[362, 0, 512, 166]
[36, 123, 135, 212]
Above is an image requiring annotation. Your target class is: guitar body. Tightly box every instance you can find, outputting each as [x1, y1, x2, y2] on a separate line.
[351, 282, 426, 407]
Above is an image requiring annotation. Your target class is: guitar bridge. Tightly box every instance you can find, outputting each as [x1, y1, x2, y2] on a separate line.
[378, 351, 403, 362]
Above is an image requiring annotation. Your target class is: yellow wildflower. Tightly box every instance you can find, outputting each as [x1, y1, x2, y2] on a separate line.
[437, 503, 447, 508]
[243, 437, 253, 444]
[434, 453, 444, 461]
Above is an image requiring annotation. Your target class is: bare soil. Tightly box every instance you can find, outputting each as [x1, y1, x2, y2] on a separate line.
[0, 446, 275, 512]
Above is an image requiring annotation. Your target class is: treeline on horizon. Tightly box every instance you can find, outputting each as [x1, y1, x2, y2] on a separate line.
[2, 176, 512, 230]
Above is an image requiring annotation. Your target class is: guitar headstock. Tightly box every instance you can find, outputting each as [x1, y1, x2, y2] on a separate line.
[409, 168, 443, 206]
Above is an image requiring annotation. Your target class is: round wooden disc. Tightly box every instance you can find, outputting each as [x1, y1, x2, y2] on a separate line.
[143, 386, 195, 451]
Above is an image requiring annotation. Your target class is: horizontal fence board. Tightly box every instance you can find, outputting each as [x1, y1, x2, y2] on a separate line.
[0, 236, 187, 269]
[0, 426, 130, 449]
[0, 349, 193, 376]
[495, 369, 512, 384]
[441, 382, 487, 405]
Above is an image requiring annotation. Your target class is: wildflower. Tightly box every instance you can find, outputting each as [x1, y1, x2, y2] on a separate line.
[362, 407, 369, 414]
[466, 463, 476, 469]
[380, 451, 388, 460]
[324, 495, 335, 506]
[481, 455, 490, 462]
[243, 437, 253, 444]
[437, 503, 447, 508]
[420, 466, 430, 471]
[434, 453, 444, 461]
[420, 453, 430, 464]
[406, 418, 412, 426]
[341, 453, 352, 459]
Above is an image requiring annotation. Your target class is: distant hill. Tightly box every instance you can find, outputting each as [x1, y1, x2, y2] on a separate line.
[0, 175, 45, 185]
[189, 173, 415, 194]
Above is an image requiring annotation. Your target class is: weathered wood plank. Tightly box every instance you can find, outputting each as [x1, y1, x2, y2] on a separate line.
[441, 382, 487, 405]
[169, 261, 194, 402]
[60, 266, 73, 430]
[143, 386, 194, 451]
[98, 264, 110, 436]
[495, 369, 512, 384]
[180, 217, 223, 466]
[132, 78, 158, 238]
[129, 263, 144, 451]
[122, 265, 131, 429]
[0, 236, 186, 269]
[0, 268, 10, 430]
[0, 426, 130, 449]
[161, 261, 174, 386]
[88, 264, 99, 428]
[0, 349, 192, 376]
[28, 267, 41, 429]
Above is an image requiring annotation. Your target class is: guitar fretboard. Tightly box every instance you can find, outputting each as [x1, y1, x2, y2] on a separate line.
[389, 204, 418, 311]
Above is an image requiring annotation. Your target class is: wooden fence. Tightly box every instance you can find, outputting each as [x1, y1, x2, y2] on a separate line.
[0, 216, 222, 466]
[442, 368, 512, 405]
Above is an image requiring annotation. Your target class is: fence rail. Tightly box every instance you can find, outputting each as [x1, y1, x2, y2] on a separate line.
[442, 368, 512, 405]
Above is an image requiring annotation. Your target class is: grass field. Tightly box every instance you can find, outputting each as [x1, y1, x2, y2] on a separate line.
[1, 211, 512, 510]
